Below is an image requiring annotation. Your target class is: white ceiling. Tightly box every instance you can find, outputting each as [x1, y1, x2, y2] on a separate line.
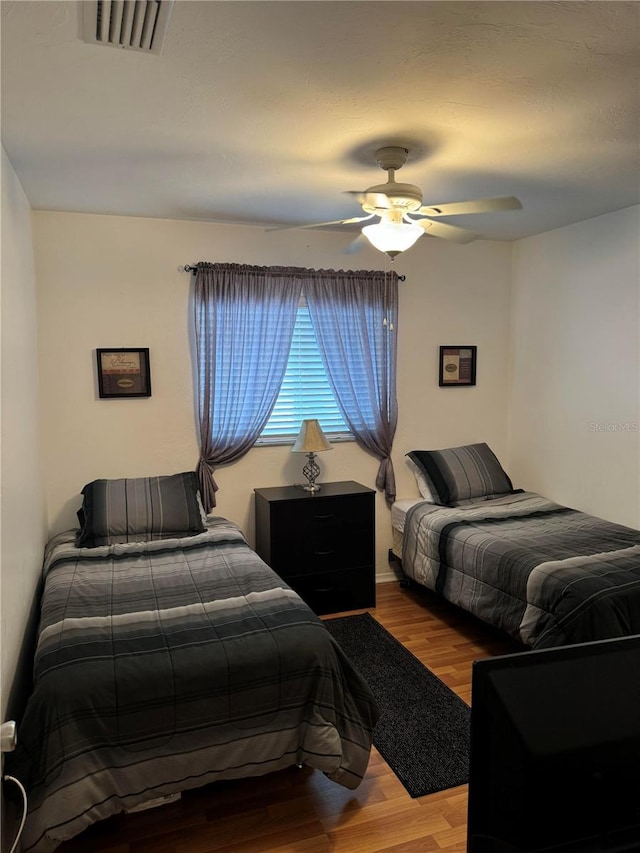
[2, 1, 639, 242]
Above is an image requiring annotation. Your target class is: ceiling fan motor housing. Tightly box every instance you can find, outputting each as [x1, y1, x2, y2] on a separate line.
[362, 146, 423, 212]
[362, 181, 423, 212]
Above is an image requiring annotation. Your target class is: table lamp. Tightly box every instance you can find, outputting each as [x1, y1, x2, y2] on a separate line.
[292, 419, 333, 491]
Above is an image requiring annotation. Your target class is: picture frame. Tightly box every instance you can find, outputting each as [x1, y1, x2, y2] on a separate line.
[96, 348, 151, 398]
[439, 345, 477, 387]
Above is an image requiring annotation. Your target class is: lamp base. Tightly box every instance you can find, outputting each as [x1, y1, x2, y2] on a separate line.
[302, 452, 321, 492]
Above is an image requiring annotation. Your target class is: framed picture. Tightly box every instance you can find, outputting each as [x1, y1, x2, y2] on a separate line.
[96, 348, 151, 398]
[439, 345, 477, 387]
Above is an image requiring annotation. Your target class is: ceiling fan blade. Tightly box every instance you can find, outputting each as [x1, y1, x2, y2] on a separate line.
[416, 218, 477, 243]
[343, 191, 366, 204]
[417, 196, 522, 217]
[345, 233, 368, 254]
[344, 190, 392, 209]
[266, 214, 373, 232]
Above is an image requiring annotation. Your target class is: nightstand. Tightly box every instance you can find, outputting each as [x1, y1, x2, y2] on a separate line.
[254, 481, 376, 615]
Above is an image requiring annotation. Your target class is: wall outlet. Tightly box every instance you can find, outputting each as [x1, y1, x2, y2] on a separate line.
[1, 721, 17, 753]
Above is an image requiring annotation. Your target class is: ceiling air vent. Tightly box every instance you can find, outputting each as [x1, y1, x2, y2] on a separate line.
[82, 1, 174, 54]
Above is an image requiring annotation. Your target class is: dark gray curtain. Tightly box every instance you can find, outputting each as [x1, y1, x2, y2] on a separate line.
[303, 269, 399, 503]
[193, 263, 301, 510]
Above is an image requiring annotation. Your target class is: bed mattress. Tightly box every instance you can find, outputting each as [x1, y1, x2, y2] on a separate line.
[391, 497, 424, 557]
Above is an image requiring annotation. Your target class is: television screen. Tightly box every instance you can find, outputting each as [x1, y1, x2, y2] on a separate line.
[467, 634, 640, 853]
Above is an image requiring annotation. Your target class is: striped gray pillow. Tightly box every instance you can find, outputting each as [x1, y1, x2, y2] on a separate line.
[406, 443, 514, 506]
[77, 472, 206, 547]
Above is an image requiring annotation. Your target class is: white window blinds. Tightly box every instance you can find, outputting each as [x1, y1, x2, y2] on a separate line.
[260, 302, 350, 440]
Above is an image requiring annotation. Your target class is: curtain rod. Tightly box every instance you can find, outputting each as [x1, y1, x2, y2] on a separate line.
[179, 264, 405, 281]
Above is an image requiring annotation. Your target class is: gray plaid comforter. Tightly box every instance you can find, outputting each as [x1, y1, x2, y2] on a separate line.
[402, 492, 640, 648]
[9, 518, 379, 853]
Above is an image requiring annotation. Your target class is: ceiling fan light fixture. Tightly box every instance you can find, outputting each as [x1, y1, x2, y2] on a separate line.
[362, 219, 423, 259]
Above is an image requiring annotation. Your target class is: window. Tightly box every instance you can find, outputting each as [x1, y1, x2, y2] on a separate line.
[193, 261, 398, 509]
[259, 300, 351, 442]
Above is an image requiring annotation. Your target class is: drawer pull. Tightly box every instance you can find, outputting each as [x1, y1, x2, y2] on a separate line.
[313, 513, 335, 520]
[313, 549, 335, 556]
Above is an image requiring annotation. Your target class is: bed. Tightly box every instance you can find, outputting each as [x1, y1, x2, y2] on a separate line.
[8, 473, 379, 853]
[394, 444, 640, 649]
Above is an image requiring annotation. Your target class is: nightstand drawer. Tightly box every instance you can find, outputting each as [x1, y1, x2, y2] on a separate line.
[270, 495, 373, 574]
[285, 567, 375, 616]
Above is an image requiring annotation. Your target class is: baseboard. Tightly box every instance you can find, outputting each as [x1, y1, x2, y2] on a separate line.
[376, 569, 398, 584]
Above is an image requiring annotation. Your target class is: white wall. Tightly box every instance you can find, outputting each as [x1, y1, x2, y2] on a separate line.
[33, 211, 513, 577]
[1, 148, 46, 720]
[509, 205, 640, 528]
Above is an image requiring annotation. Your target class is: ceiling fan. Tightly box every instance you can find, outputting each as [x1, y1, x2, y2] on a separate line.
[269, 146, 522, 259]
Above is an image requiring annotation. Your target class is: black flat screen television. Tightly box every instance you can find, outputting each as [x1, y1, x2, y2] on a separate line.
[467, 634, 640, 853]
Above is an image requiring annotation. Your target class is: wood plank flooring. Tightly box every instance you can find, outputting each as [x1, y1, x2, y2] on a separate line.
[57, 581, 520, 853]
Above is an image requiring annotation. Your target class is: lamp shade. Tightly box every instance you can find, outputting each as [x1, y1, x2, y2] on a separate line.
[291, 419, 333, 453]
[362, 220, 423, 259]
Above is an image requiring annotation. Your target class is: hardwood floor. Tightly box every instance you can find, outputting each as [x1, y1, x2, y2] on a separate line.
[58, 581, 520, 853]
